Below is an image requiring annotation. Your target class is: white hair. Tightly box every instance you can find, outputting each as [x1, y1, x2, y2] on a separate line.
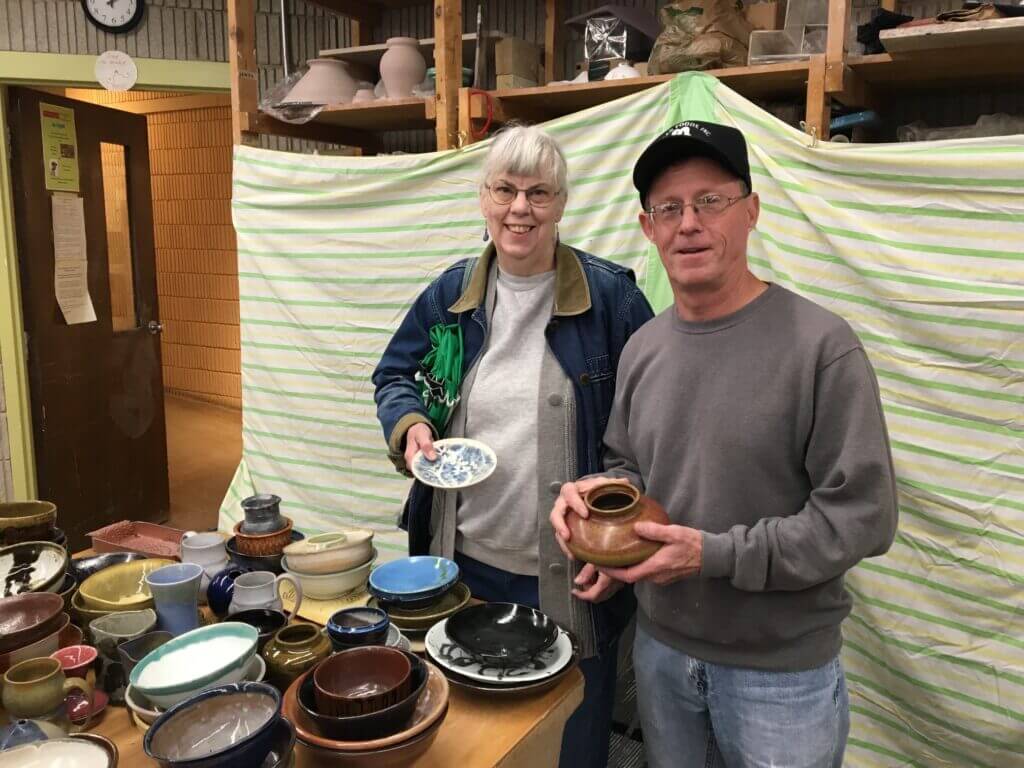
[482, 124, 568, 199]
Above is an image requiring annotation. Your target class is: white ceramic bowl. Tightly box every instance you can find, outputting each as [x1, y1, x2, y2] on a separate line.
[281, 549, 377, 600]
[0, 737, 114, 768]
[282, 530, 374, 575]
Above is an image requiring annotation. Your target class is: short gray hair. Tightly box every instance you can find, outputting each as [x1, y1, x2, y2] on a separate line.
[482, 124, 568, 199]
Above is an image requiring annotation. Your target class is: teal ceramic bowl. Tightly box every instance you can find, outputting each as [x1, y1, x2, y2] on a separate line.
[129, 623, 258, 710]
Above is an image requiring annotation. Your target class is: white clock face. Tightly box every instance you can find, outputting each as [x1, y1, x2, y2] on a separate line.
[83, 0, 143, 33]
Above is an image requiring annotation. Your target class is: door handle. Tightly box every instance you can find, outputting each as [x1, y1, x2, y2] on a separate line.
[147, 320, 163, 335]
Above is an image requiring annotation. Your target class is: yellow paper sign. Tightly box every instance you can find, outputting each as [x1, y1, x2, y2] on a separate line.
[40, 103, 80, 192]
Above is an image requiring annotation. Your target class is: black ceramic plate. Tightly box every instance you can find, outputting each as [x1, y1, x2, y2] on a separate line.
[445, 603, 559, 667]
[68, 552, 148, 582]
[425, 644, 577, 698]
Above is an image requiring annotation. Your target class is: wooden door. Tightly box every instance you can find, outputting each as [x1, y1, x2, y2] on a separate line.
[7, 87, 168, 551]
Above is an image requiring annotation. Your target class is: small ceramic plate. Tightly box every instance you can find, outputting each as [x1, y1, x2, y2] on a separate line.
[425, 618, 573, 685]
[441, 653, 578, 698]
[411, 438, 497, 489]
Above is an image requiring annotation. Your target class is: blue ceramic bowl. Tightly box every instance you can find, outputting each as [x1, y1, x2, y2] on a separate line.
[367, 556, 460, 607]
[326, 607, 390, 650]
[225, 531, 304, 575]
[207, 566, 254, 618]
[144, 681, 281, 768]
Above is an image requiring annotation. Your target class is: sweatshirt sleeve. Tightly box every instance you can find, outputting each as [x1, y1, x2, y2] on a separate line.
[701, 348, 899, 591]
[596, 343, 646, 491]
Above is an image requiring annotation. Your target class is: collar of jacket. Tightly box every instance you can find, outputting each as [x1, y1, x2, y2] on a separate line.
[447, 241, 592, 316]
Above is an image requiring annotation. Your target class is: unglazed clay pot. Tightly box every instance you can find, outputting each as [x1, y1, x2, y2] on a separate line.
[378, 37, 426, 99]
[565, 483, 670, 567]
[284, 58, 357, 105]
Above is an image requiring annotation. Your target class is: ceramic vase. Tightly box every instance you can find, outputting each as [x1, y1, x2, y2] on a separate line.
[179, 531, 229, 604]
[2, 658, 92, 723]
[261, 623, 331, 691]
[228, 570, 303, 620]
[207, 565, 253, 618]
[565, 483, 671, 567]
[284, 59, 357, 105]
[145, 563, 203, 636]
[379, 37, 426, 99]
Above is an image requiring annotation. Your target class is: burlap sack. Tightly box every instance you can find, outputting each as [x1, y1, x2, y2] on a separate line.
[648, 0, 754, 74]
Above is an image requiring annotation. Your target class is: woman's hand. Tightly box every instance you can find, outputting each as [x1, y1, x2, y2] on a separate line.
[404, 422, 437, 472]
[571, 562, 623, 603]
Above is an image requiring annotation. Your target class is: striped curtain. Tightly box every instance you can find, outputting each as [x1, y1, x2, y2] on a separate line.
[224, 72, 1024, 766]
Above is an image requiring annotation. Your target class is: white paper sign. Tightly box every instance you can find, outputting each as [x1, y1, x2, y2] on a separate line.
[95, 51, 138, 92]
[51, 193, 97, 325]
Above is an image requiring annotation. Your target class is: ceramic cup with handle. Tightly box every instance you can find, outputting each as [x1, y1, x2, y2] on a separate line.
[179, 531, 229, 603]
[2, 657, 93, 726]
[228, 570, 303, 620]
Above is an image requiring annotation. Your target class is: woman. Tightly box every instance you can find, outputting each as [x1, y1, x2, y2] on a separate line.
[373, 125, 653, 768]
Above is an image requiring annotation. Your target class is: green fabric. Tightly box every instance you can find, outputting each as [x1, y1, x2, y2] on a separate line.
[417, 323, 463, 433]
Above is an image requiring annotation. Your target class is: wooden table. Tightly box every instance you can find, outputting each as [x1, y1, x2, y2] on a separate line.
[92, 670, 582, 766]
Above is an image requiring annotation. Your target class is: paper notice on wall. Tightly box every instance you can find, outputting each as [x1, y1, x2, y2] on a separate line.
[51, 192, 96, 324]
[40, 103, 80, 193]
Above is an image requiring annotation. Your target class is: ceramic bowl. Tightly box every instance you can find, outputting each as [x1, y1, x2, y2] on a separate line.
[50, 644, 98, 678]
[282, 530, 374, 575]
[226, 531, 304, 574]
[262, 718, 297, 768]
[206, 566, 253, 618]
[283, 660, 449, 754]
[89, 608, 158, 656]
[55, 573, 77, 612]
[78, 558, 175, 611]
[445, 602, 559, 666]
[369, 581, 472, 632]
[68, 552, 148, 583]
[71, 587, 144, 626]
[144, 681, 281, 768]
[298, 651, 427, 741]
[0, 612, 70, 676]
[117, 630, 174, 676]
[0, 541, 68, 597]
[367, 556, 459, 609]
[326, 607, 389, 649]
[282, 550, 376, 601]
[130, 623, 258, 710]
[313, 646, 411, 717]
[0, 734, 118, 768]
[0, 592, 65, 653]
[0, 501, 56, 546]
[230, 608, 289, 651]
[233, 518, 294, 557]
[565, 483, 670, 566]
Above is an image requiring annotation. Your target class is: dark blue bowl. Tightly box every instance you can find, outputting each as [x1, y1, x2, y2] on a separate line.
[225, 530, 304, 575]
[207, 566, 254, 618]
[144, 681, 281, 768]
[326, 607, 390, 650]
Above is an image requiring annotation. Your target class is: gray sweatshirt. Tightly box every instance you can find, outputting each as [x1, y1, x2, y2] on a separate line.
[602, 284, 898, 671]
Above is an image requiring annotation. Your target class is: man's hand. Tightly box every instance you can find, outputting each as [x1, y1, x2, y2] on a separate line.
[549, 477, 633, 559]
[570, 562, 624, 603]
[404, 422, 436, 472]
[599, 523, 703, 585]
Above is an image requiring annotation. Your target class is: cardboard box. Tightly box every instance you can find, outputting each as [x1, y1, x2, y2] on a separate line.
[495, 37, 541, 81]
[497, 74, 538, 90]
[744, 1, 785, 31]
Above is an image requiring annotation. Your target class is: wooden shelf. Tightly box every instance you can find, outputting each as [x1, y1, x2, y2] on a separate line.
[320, 31, 506, 72]
[469, 63, 812, 125]
[302, 0, 429, 26]
[309, 96, 435, 130]
[849, 43, 1024, 90]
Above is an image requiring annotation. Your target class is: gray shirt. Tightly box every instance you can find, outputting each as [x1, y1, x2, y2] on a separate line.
[457, 267, 557, 575]
[602, 284, 898, 671]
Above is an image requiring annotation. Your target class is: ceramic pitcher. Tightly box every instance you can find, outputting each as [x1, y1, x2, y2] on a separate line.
[379, 37, 426, 99]
[180, 531, 228, 603]
[228, 570, 302, 620]
[145, 563, 203, 636]
[2, 657, 92, 724]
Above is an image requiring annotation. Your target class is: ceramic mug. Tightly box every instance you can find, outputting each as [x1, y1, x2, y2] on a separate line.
[179, 531, 229, 603]
[145, 563, 203, 636]
[228, 570, 302, 620]
[2, 657, 93, 725]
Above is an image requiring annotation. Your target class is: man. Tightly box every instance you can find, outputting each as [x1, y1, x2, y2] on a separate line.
[551, 121, 898, 768]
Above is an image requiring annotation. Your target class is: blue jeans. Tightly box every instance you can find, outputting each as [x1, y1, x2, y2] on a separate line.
[633, 626, 849, 768]
[455, 553, 619, 768]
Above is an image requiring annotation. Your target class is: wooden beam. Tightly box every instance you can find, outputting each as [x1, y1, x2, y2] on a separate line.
[242, 111, 380, 151]
[805, 55, 831, 141]
[228, 0, 260, 145]
[880, 0, 897, 10]
[458, 86, 476, 145]
[544, 0, 564, 85]
[828, 64, 876, 110]
[350, 19, 361, 47]
[302, 0, 380, 26]
[433, 0, 461, 150]
[825, 0, 852, 93]
[95, 93, 232, 115]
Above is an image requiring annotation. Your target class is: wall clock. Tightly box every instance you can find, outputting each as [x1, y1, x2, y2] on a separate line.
[80, 0, 145, 35]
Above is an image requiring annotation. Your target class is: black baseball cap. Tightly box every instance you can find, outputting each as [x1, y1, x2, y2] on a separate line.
[632, 120, 752, 205]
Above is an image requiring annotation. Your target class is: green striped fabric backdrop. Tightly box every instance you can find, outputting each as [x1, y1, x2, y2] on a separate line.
[223, 72, 1023, 765]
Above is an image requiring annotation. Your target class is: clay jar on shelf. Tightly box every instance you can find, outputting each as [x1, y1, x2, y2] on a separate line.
[565, 483, 670, 567]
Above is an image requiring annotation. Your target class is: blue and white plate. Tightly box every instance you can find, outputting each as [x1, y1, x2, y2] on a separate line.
[411, 438, 497, 489]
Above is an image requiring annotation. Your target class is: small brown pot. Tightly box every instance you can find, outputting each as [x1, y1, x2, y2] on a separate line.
[261, 622, 331, 691]
[565, 483, 670, 567]
[233, 517, 294, 556]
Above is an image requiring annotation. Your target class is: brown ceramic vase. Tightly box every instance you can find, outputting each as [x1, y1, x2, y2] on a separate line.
[565, 483, 669, 567]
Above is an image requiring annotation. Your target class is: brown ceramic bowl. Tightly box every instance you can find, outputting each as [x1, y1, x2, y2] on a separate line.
[293, 717, 445, 767]
[0, 501, 57, 545]
[283, 660, 449, 753]
[233, 518, 294, 557]
[565, 482, 670, 567]
[0, 612, 71, 676]
[0, 592, 65, 653]
[313, 647, 411, 717]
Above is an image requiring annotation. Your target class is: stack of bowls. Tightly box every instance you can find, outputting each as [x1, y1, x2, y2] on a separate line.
[364, 556, 468, 643]
[281, 529, 377, 601]
[72, 558, 175, 625]
[225, 495, 306, 574]
[0, 540, 69, 599]
[282, 646, 450, 765]
[0, 501, 61, 548]
[0, 593, 71, 677]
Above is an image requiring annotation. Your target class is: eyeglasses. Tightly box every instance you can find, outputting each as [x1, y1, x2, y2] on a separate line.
[645, 193, 748, 225]
[485, 182, 560, 208]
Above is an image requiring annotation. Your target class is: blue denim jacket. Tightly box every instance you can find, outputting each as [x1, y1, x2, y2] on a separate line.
[372, 243, 654, 645]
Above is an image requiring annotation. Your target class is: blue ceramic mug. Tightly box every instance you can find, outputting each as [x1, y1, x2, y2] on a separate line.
[145, 563, 203, 636]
